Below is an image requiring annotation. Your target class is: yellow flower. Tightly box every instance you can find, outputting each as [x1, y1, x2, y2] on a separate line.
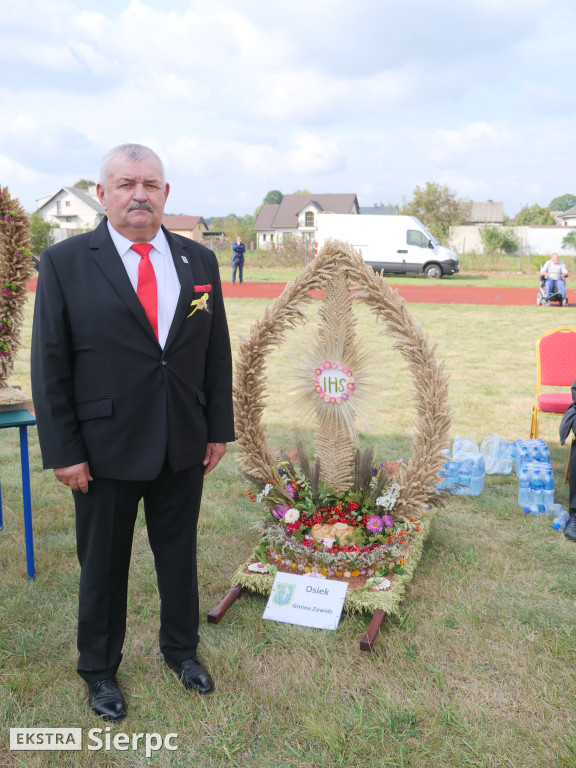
[187, 293, 209, 318]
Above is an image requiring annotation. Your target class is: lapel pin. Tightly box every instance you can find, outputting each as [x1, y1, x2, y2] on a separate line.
[181, 255, 189, 263]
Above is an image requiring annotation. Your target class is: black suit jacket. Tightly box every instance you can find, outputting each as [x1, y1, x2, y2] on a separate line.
[560, 378, 576, 445]
[31, 219, 234, 480]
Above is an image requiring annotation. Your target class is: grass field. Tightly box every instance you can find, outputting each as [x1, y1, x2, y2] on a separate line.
[1, 290, 576, 767]
[224, 264, 576, 290]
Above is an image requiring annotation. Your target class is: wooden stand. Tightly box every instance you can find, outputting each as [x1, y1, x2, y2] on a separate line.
[359, 609, 387, 652]
[208, 585, 388, 651]
[207, 585, 244, 624]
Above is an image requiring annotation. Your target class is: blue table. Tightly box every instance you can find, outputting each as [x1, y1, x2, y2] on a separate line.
[0, 409, 36, 579]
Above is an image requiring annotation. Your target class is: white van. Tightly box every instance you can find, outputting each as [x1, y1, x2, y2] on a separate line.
[314, 213, 459, 278]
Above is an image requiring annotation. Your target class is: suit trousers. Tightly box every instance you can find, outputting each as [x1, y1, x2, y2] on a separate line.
[570, 440, 576, 512]
[73, 461, 204, 683]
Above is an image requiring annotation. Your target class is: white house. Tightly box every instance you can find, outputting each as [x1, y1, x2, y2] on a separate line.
[558, 206, 576, 226]
[253, 193, 359, 248]
[35, 186, 105, 231]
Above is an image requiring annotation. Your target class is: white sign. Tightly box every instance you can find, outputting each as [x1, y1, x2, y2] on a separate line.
[263, 572, 348, 630]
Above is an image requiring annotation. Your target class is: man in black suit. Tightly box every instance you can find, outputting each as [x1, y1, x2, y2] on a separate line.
[31, 143, 234, 720]
[560, 378, 576, 540]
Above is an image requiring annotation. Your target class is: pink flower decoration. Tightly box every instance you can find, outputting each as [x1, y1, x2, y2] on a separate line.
[366, 516, 383, 533]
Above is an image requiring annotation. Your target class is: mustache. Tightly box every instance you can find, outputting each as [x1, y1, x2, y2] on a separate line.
[126, 201, 155, 213]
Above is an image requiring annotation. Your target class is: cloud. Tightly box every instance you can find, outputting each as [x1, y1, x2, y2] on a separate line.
[2, 0, 576, 219]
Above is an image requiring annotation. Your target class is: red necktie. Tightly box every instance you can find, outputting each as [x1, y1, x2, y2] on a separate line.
[131, 243, 158, 339]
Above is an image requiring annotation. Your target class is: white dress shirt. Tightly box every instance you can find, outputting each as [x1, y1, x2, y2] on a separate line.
[107, 222, 181, 348]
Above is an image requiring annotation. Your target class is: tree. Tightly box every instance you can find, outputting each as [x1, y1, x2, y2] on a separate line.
[29, 211, 58, 255]
[207, 212, 255, 245]
[73, 179, 96, 189]
[562, 230, 576, 254]
[262, 190, 283, 205]
[480, 225, 519, 255]
[513, 204, 555, 225]
[400, 182, 471, 245]
[292, 188, 311, 195]
[549, 194, 576, 211]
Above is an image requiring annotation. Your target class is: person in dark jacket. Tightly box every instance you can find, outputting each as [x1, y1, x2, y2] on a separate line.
[559, 378, 576, 539]
[31, 143, 235, 720]
[231, 236, 246, 284]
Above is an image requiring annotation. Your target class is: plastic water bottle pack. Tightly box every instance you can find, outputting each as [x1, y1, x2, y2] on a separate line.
[480, 434, 517, 475]
[514, 438, 551, 476]
[518, 461, 555, 512]
[436, 447, 485, 496]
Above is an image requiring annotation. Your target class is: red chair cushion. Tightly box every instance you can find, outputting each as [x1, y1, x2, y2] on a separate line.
[538, 393, 573, 413]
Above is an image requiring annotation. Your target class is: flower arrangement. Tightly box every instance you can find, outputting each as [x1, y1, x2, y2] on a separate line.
[247, 447, 423, 584]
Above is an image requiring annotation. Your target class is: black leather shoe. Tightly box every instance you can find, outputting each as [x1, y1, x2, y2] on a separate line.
[564, 512, 576, 541]
[88, 678, 127, 721]
[165, 657, 214, 694]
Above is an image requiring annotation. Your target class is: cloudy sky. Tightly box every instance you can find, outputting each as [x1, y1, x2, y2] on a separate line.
[2, 0, 575, 218]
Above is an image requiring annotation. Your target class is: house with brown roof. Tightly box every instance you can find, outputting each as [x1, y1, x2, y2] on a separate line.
[253, 193, 359, 248]
[162, 215, 209, 240]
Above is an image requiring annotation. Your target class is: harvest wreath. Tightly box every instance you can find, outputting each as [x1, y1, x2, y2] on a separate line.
[212, 240, 451, 631]
[0, 184, 34, 409]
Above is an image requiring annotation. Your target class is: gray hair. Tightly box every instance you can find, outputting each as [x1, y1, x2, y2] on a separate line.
[99, 143, 166, 188]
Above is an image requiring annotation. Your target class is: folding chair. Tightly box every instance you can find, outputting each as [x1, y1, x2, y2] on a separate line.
[530, 326, 576, 438]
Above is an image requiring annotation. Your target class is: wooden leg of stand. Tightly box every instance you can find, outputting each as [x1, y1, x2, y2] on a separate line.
[207, 585, 244, 624]
[360, 609, 388, 652]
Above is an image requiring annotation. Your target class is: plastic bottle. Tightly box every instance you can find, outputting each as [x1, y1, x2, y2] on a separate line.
[518, 468, 531, 508]
[530, 468, 543, 507]
[542, 468, 555, 513]
[526, 504, 546, 516]
[515, 441, 528, 475]
[459, 459, 472, 495]
[470, 455, 485, 495]
[539, 441, 551, 464]
[553, 509, 570, 530]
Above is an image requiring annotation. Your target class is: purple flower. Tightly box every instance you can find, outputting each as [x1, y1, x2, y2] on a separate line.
[285, 484, 295, 498]
[366, 515, 383, 533]
[271, 504, 290, 519]
[381, 515, 394, 529]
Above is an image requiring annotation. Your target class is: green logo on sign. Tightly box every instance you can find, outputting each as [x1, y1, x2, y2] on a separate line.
[273, 583, 295, 606]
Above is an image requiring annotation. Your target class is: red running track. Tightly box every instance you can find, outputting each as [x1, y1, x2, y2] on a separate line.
[27, 277, 563, 307]
[223, 281, 548, 306]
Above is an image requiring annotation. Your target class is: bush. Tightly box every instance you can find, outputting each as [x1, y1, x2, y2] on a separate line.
[480, 225, 519, 255]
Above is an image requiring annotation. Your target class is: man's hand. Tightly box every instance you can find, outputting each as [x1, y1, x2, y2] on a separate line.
[203, 443, 226, 475]
[54, 462, 93, 493]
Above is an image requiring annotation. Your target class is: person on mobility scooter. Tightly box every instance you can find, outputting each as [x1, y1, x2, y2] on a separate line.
[538, 253, 569, 306]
